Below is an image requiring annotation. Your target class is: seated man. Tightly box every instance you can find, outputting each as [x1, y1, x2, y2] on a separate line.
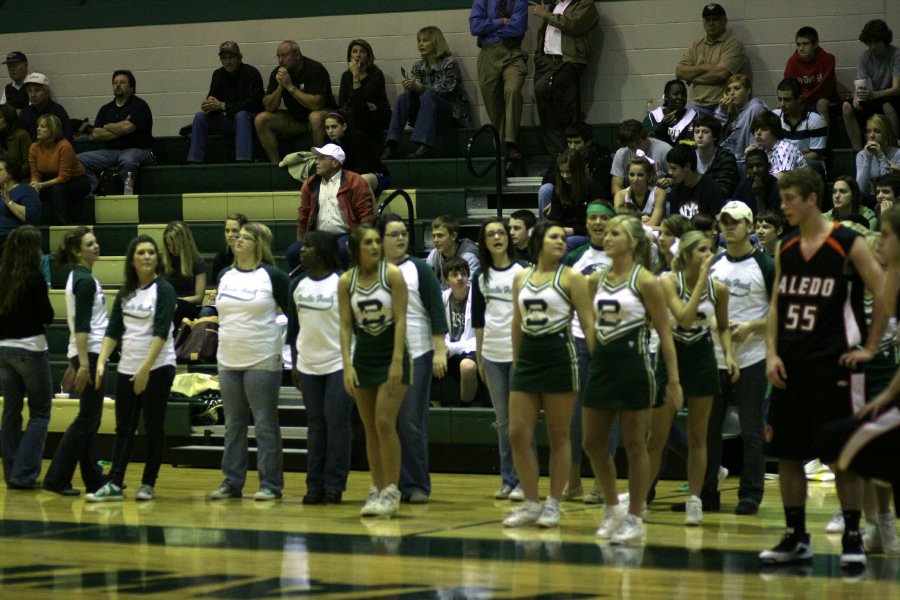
[187, 41, 263, 164]
[287, 143, 374, 270]
[734, 148, 780, 215]
[665, 143, 726, 219]
[441, 257, 480, 406]
[426, 214, 480, 287]
[76, 70, 153, 195]
[842, 19, 900, 151]
[773, 78, 828, 176]
[693, 114, 739, 197]
[1, 51, 29, 110]
[255, 40, 334, 164]
[754, 209, 784, 257]
[750, 111, 808, 179]
[508, 209, 536, 262]
[783, 26, 840, 127]
[538, 121, 612, 220]
[874, 173, 900, 219]
[18, 73, 71, 141]
[610, 119, 671, 195]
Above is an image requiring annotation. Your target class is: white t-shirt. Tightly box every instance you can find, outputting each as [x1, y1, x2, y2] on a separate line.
[397, 257, 446, 359]
[107, 279, 177, 375]
[290, 271, 342, 375]
[472, 262, 527, 363]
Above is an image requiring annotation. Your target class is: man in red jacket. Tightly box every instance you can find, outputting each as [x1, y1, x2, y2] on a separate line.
[288, 143, 374, 270]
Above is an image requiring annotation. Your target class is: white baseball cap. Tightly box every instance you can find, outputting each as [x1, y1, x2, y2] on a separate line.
[311, 143, 346, 165]
[718, 200, 753, 223]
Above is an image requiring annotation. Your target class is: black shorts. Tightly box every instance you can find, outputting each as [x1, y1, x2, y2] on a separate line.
[767, 360, 865, 461]
[447, 352, 477, 382]
[851, 95, 900, 130]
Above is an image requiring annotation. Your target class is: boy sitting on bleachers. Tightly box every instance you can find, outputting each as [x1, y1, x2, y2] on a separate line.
[441, 257, 480, 406]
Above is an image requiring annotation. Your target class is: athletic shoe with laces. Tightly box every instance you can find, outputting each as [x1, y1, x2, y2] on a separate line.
[85, 482, 124, 503]
[685, 495, 703, 526]
[508, 485, 525, 502]
[617, 492, 648, 519]
[502, 500, 542, 527]
[717, 466, 729, 491]
[373, 484, 401, 517]
[583, 489, 603, 504]
[210, 485, 241, 500]
[863, 513, 900, 555]
[135, 484, 154, 501]
[595, 503, 627, 539]
[360, 486, 381, 517]
[759, 529, 813, 564]
[611, 514, 645, 545]
[494, 484, 513, 500]
[536, 498, 561, 528]
[826, 510, 845, 534]
[841, 530, 867, 568]
[561, 485, 583, 501]
[253, 488, 282, 501]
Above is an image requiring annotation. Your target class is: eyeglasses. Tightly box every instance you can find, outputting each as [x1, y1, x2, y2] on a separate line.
[385, 231, 408, 239]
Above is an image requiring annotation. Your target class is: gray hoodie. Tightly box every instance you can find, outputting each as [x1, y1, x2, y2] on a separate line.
[426, 237, 480, 289]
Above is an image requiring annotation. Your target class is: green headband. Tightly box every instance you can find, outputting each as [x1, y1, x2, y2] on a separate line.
[587, 203, 616, 218]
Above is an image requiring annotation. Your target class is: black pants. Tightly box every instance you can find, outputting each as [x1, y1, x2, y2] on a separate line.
[43, 354, 107, 492]
[533, 53, 585, 157]
[109, 365, 175, 488]
[40, 173, 91, 225]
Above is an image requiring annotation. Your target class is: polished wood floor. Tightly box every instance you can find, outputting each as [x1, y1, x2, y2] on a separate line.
[0, 463, 898, 599]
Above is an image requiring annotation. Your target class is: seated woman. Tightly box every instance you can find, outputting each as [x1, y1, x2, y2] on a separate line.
[0, 104, 31, 170]
[337, 39, 391, 138]
[644, 79, 696, 145]
[856, 114, 900, 197]
[382, 26, 471, 159]
[0, 156, 41, 250]
[161, 221, 207, 330]
[715, 74, 768, 174]
[28, 114, 90, 225]
[824, 176, 877, 229]
[324, 112, 391, 197]
[748, 111, 808, 179]
[547, 149, 607, 251]
[613, 156, 666, 226]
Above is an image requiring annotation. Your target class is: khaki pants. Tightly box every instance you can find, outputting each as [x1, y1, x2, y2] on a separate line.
[477, 43, 527, 147]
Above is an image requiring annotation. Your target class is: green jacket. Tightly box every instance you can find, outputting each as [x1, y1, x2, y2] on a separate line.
[535, 0, 599, 65]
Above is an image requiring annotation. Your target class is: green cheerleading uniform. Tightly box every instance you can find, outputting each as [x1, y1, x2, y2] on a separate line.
[584, 264, 656, 411]
[349, 261, 412, 387]
[510, 264, 579, 393]
[654, 271, 720, 406]
[864, 294, 898, 399]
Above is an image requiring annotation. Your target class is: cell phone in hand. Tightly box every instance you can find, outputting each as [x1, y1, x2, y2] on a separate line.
[401, 67, 409, 79]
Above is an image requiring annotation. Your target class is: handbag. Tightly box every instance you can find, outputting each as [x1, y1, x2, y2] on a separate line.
[174, 316, 219, 364]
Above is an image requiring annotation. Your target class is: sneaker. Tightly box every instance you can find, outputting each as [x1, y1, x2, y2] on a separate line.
[618, 492, 648, 519]
[536, 498, 561, 528]
[494, 484, 514, 500]
[759, 530, 813, 564]
[360, 486, 381, 517]
[863, 523, 882, 553]
[685, 495, 703, 526]
[879, 512, 900, 555]
[826, 510, 845, 534]
[253, 488, 282, 501]
[717, 466, 729, 491]
[611, 514, 645, 545]
[135, 485, 154, 501]
[85, 482, 124, 503]
[583, 489, 603, 504]
[841, 531, 867, 568]
[508, 485, 525, 502]
[503, 500, 542, 527]
[405, 490, 429, 504]
[561, 485, 583, 501]
[373, 484, 401, 517]
[734, 500, 759, 515]
[210, 485, 241, 500]
[596, 503, 627, 539]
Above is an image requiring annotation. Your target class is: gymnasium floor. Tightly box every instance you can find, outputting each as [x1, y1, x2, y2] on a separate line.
[0, 465, 897, 599]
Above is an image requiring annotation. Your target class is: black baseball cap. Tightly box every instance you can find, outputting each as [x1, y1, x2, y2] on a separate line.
[3, 51, 27, 64]
[702, 3, 726, 18]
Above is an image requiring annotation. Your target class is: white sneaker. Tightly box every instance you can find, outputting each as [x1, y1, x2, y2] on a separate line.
[508, 485, 525, 502]
[865, 512, 900, 554]
[618, 491, 648, 519]
[360, 486, 381, 517]
[494, 484, 513, 500]
[503, 500, 542, 527]
[373, 484, 401, 517]
[611, 514, 645, 545]
[135, 484, 154, 501]
[685, 495, 703, 526]
[595, 503, 627, 539]
[825, 510, 845, 534]
[583, 489, 603, 504]
[717, 466, 729, 491]
[536, 498, 561, 528]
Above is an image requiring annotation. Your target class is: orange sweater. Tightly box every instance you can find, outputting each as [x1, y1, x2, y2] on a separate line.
[29, 139, 85, 184]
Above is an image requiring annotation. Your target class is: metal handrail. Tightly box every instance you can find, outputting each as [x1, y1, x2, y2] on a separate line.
[465, 123, 503, 218]
[548, 62, 582, 125]
[376, 189, 415, 250]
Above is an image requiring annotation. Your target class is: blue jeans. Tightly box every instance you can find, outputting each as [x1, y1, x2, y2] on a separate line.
[187, 110, 255, 163]
[398, 350, 433, 496]
[482, 358, 521, 488]
[704, 360, 768, 505]
[538, 183, 554, 221]
[77, 148, 154, 194]
[299, 370, 354, 493]
[109, 365, 175, 488]
[0, 346, 52, 485]
[43, 354, 106, 492]
[219, 367, 283, 493]
[387, 90, 455, 148]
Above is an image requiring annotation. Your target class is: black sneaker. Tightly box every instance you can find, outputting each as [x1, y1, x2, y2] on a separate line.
[841, 531, 867, 569]
[302, 491, 325, 505]
[735, 500, 759, 515]
[759, 530, 813, 564]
